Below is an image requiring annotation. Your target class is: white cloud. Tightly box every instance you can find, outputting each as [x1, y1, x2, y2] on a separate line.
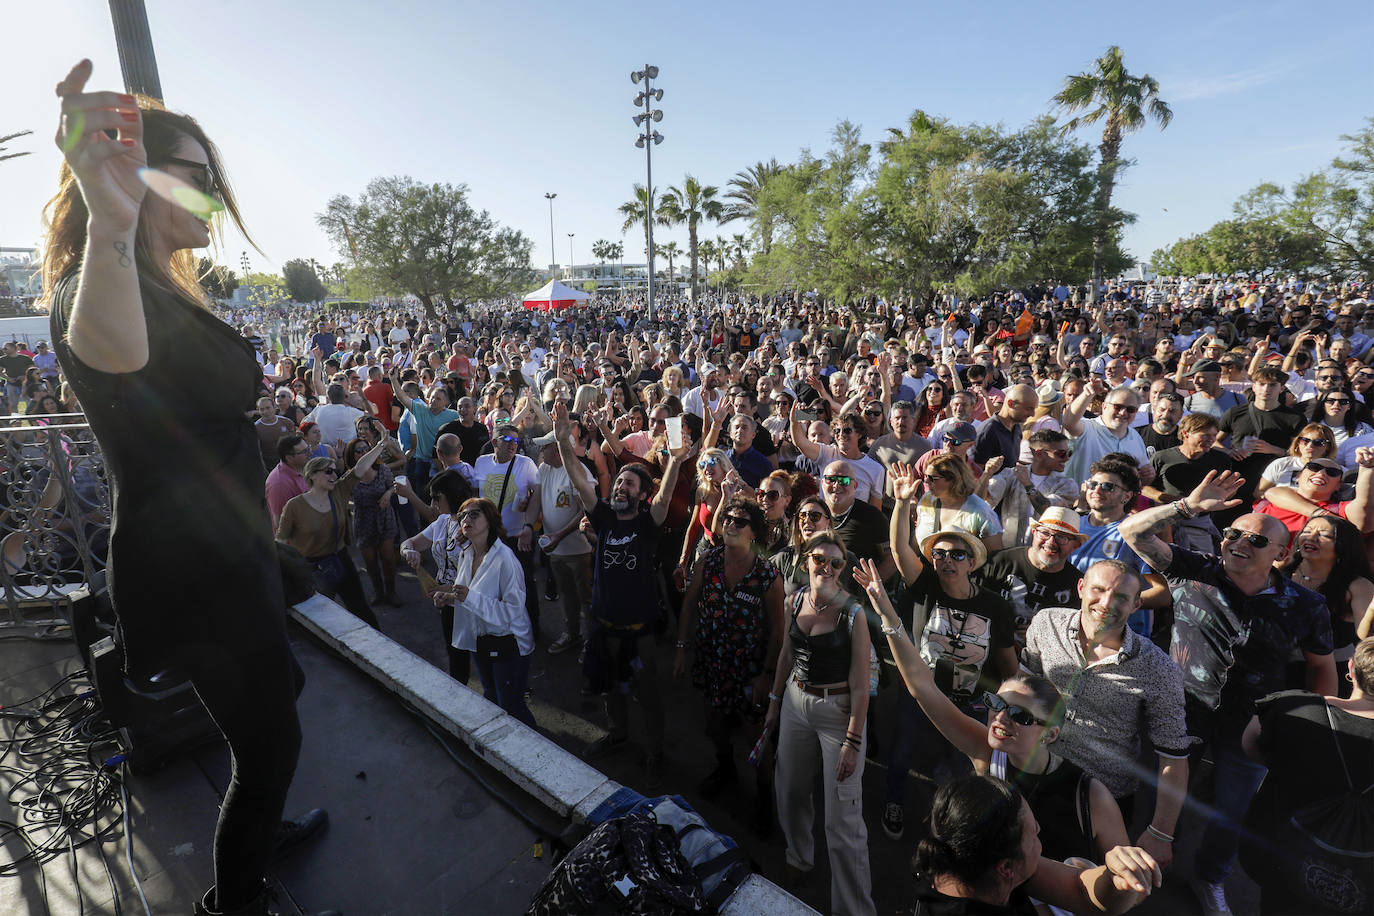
[1168, 66, 1287, 102]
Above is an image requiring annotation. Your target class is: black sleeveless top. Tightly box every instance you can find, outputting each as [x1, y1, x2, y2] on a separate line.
[990, 750, 1095, 863]
[787, 588, 858, 685]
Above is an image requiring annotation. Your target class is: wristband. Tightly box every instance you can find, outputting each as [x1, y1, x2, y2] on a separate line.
[768, 692, 781, 703]
[1174, 500, 1197, 520]
[1146, 824, 1174, 843]
[880, 620, 907, 639]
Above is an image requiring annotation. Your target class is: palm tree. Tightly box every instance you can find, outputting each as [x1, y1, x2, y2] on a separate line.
[618, 184, 656, 263]
[656, 241, 681, 283]
[721, 159, 783, 254]
[713, 236, 729, 274]
[656, 176, 725, 300]
[730, 234, 750, 270]
[1052, 46, 1172, 301]
[0, 130, 32, 164]
[591, 239, 612, 264]
[699, 239, 717, 289]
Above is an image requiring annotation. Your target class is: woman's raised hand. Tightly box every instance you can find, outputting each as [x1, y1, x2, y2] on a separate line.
[890, 462, 921, 501]
[851, 556, 891, 612]
[55, 60, 147, 234]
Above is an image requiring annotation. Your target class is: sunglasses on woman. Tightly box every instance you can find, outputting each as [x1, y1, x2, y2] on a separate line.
[982, 692, 1048, 727]
[1221, 527, 1272, 549]
[1304, 461, 1343, 477]
[798, 509, 830, 524]
[722, 514, 753, 530]
[1296, 436, 1331, 448]
[807, 553, 845, 571]
[929, 547, 970, 562]
[756, 489, 783, 501]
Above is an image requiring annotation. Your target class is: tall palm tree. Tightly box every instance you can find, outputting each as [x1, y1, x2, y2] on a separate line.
[656, 176, 724, 300]
[730, 234, 750, 270]
[713, 236, 729, 274]
[1052, 46, 1172, 301]
[656, 241, 681, 283]
[618, 184, 656, 263]
[699, 239, 717, 289]
[721, 159, 783, 254]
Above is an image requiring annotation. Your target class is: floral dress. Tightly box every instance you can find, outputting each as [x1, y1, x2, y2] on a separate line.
[350, 464, 397, 550]
[691, 546, 780, 714]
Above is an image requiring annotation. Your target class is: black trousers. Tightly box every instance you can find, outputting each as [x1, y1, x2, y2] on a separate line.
[182, 630, 302, 909]
[500, 535, 540, 640]
[310, 550, 379, 628]
[440, 603, 472, 685]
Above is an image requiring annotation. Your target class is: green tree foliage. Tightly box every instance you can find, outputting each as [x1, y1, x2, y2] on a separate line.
[655, 241, 680, 280]
[746, 116, 1122, 303]
[196, 257, 239, 300]
[721, 159, 784, 254]
[282, 258, 328, 302]
[1052, 46, 1171, 299]
[1152, 118, 1374, 277]
[317, 176, 536, 318]
[240, 271, 290, 308]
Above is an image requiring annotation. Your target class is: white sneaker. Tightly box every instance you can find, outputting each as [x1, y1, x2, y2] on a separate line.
[1189, 877, 1231, 916]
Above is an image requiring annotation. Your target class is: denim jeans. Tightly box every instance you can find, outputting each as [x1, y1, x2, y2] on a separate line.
[1193, 728, 1268, 883]
[475, 650, 535, 728]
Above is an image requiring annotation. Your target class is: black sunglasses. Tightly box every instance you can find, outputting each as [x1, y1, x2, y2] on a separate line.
[1296, 436, 1331, 448]
[722, 514, 753, 530]
[983, 692, 1048, 727]
[929, 547, 970, 562]
[1304, 461, 1343, 478]
[822, 474, 854, 486]
[1221, 527, 1272, 549]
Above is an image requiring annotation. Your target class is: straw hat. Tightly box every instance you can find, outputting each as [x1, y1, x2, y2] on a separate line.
[1029, 507, 1089, 542]
[919, 529, 987, 570]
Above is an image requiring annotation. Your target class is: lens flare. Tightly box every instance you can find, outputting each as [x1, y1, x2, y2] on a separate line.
[61, 110, 86, 154]
[137, 168, 225, 220]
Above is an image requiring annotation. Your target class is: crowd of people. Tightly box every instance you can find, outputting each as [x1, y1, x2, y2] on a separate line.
[175, 278, 1374, 916]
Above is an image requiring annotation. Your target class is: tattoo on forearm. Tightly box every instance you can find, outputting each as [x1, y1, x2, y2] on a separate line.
[1127, 503, 1178, 537]
[113, 241, 131, 268]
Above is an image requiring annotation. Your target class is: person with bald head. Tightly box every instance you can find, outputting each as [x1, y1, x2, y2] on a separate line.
[1120, 470, 1336, 916]
[972, 383, 1038, 468]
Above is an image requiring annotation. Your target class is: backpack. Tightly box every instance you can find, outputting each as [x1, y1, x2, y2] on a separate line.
[526, 810, 707, 915]
[1243, 702, 1374, 914]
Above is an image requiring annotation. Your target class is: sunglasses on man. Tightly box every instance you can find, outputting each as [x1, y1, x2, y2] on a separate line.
[1221, 527, 1273, 549]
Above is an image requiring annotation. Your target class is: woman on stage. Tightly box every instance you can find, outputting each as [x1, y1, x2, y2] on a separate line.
[44, 60, 329, 916]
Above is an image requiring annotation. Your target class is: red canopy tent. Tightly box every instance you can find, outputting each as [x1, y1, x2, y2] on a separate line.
[522, 279, 591, 311]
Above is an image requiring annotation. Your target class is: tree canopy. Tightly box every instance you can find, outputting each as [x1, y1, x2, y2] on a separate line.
[317, 176, 536, 317]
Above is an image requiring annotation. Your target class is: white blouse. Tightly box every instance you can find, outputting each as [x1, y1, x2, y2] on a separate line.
[449, 538, 532, 656]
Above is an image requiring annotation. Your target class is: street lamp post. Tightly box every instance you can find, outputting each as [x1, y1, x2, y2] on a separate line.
[567, 233, 575, 280]
[544, 192, 557, 275]
[108, 0, 163, 101]
[631, 66, 663, 322]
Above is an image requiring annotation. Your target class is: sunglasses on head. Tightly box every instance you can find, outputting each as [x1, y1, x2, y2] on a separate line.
[1221, 527, 1272, 549]
[983, 692, 1048, 727]
[929, 547, 970, 562]
[822, 474, 853, 486]
[1304, 461, 1342, 477]
[807, 553, 845, 570]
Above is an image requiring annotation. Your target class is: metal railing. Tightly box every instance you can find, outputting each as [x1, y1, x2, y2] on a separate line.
[0, 414, 109, 628]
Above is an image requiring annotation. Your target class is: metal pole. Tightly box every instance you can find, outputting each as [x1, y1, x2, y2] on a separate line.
[107, 0, 164, 101]
[567, 233, 575, 278]
[544, 193, 557, 274]
[644, 70, 655, 323]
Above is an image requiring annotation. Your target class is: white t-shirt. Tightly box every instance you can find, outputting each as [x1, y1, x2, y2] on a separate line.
[304, 402, 365, 446]
[537, 463, 591, 556]
[472, 454, 540, 535]
[1063, 418, 1149, 484]
[813, 443, 886, 504]
[387, 326, 410, 344]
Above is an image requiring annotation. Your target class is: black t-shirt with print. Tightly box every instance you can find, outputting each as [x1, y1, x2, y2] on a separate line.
[590, 500, 663, 628]
[1150, 446, 1233, 500]
[1137, 424, 1180, 458]
[904, 565, 1015, 701]
[976, 547, 1082, 648]
[1220, 403, 1306, 500]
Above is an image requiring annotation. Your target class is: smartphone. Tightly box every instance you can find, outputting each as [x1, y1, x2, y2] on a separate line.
[665, 416, 683, 449]
[795, 406, 819, 424]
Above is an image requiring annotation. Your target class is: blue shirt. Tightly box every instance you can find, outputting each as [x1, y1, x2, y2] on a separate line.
[407, 398, 459, 459]
[1072, 516, 1154, 638]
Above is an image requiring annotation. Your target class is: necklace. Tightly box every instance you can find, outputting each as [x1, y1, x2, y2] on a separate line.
[1296, 561, 1326, 584]
[831, 504, 853, 528]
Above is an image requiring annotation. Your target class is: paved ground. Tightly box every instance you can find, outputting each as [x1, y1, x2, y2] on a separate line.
[373, 556, 1261, 916]
[0, 624, 553, 915]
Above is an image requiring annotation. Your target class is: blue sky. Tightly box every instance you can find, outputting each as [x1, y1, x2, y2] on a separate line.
[5, 0, 1372, 280]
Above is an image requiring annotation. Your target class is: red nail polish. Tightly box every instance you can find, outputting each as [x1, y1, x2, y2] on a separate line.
[117, 93, 136, 103]
[120, 110, 139, 122]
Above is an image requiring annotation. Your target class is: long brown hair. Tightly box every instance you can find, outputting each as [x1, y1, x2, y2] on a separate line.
[41, 99, 254, 312]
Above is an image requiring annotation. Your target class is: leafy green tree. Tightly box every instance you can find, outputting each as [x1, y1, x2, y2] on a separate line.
[730, 234, 750, 270]
[721, 159, 784, 254]
[317, 176, 535, 318]
[618, 184, 655, 262]
[240, 271, 290, 308]
[197, 257, 239, 300]
[656, 176, 725, 299]
[1052, 46, 1172, 300]
[608, 241, 624, 265]
[282, 258, 328, 302]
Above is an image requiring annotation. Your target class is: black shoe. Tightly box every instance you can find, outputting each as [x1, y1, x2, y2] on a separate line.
[698, 759, 737, 799]
[270, 808, 328, 861]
